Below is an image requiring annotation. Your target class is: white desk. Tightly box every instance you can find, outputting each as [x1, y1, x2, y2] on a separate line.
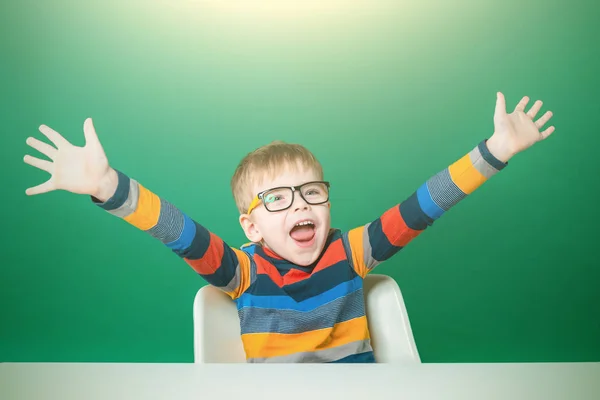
[1, 362, 598, 400]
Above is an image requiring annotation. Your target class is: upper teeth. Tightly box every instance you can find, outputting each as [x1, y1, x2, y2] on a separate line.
[295, 221, 313, 227]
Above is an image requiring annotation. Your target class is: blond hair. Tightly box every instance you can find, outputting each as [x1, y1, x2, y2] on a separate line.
[231, 141, 324, 214]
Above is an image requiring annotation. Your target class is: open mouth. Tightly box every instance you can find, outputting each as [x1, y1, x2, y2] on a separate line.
[289, 220, 316, 247]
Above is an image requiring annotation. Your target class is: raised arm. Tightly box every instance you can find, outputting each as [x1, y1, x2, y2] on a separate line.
[344, 92, 555, 277]
[24, 118, 252, 299]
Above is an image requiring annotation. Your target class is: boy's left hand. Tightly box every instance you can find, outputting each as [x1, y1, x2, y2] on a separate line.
[486, 92, 555, 163]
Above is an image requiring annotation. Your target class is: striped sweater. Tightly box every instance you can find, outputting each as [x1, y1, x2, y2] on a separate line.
[93, 140, 506, 363]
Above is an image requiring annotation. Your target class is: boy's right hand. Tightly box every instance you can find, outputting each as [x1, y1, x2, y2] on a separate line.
[24, 117, 118, 202]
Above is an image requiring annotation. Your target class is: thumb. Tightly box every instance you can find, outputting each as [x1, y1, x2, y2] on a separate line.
[83, 117, 101, 147]
[494, 92, 507, 120]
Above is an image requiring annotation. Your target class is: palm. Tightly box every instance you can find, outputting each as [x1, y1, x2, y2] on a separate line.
[493, 92, 555, 155]
[24, 118, 110, 196]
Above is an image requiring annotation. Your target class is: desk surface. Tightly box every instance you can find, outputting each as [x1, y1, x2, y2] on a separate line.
[1, 362, 599, 400]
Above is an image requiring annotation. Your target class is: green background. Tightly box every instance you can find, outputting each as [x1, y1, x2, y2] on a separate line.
[1, 0, 598, 363]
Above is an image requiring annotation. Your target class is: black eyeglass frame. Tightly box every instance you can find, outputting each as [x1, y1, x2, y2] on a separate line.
[256, 181, 331, 212]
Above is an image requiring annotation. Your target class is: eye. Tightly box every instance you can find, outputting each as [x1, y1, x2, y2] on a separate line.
[265, 193, 285, 203]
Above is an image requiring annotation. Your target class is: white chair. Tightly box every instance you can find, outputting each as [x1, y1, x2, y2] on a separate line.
[192, 274, 421, 363]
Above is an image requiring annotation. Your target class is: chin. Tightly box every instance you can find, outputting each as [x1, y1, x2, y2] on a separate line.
[290, 253, 319, 267]
[288, 235, 327, 266]
[296, 250, 317, 262]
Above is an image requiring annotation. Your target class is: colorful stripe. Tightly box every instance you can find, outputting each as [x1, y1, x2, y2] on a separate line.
[346, 226, 367, 276]
[241, 316, 370, 359]
[148, 199, 185, 244]
[165, 214, 196, 251]
[222, 248, 253, 298]
[248, 259, 356, 301]
[123, 184, 161, 230]
[329, 349, 375, 363]
[93, 139, 505, 363]
[237, 275, 362, 312]
[238, 288, 365, 334]
[250, 340, 373, 363]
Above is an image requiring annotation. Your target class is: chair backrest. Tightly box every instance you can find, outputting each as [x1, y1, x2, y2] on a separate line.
[192, 274, 420, 363]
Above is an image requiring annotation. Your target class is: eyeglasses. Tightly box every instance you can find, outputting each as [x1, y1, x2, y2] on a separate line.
[246, 181, 330, 214]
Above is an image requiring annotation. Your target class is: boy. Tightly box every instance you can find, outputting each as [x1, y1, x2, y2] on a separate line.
[23, 92, 555, 363]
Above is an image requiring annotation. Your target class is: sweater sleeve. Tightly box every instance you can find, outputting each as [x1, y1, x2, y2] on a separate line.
[343, 139, 507, 278]
[92, 171, 252, 300]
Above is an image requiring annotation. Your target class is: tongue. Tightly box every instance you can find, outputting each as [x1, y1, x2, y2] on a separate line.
[290, 225, 315, 242]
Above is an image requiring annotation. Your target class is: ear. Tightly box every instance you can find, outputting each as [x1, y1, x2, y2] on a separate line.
[239, 213, 263, 243]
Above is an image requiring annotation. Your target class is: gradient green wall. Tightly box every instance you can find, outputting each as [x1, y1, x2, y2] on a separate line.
[2, 0, 598, 363]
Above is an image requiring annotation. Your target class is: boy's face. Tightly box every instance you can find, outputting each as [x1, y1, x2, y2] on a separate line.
[239, 163, 331, 266]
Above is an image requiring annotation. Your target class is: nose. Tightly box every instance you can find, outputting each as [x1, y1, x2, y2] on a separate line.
[292, 192, 310, 212]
